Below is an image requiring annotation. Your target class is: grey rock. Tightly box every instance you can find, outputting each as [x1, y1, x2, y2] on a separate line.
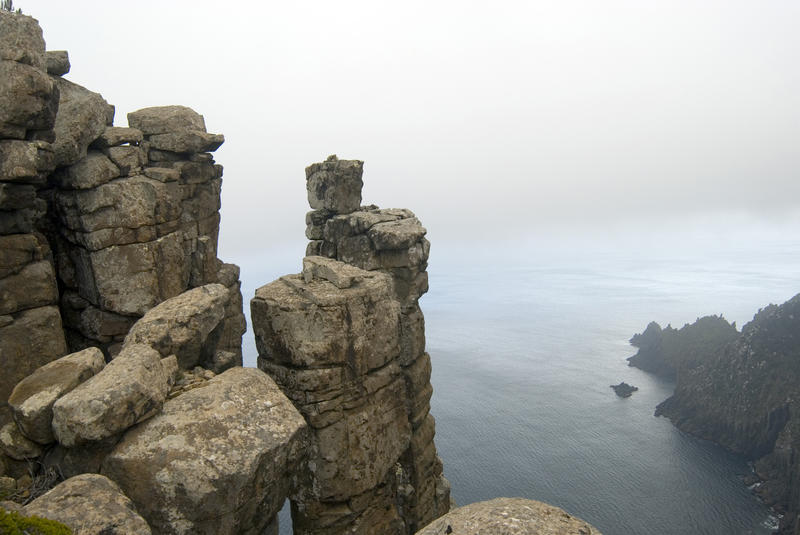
[0, 232, 50, 279]
[368, 217, 427, 250]
[25, 473, 152, 535]
[0, 60, 58, 138]
[0, 140, 54, 185]
[8, 348, 105, 444]
[51, 77, 114, 167]
[0, 12, 46, 70]
[147, 130, 224, 153]
[0, 259, 58, 315]
[415, 498, 602, 535]
[103, 367, 308, 535]
[143, 166, 180, 183]
[51, 343, 173, 446]
[90, 126, 143, 148]
[0, 183, 36, 210]
[45, 50, 70, 76]
[104, 145, 146, 176]
[124, 284, 229, 369]
[127, 105, 206, 135]
[51, 150, 120, 189]
[302, 255, 367, 289]
[305, 155, 363, 214]
[0, 422, 42, 460]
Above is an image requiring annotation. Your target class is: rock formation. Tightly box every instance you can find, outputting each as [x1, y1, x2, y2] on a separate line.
[627, 315, 738, 379]
[414, 498, 602, 535]
[252, 155, 450, 534]
[651, 294, 800, 534]
[610, 382, 637, 398]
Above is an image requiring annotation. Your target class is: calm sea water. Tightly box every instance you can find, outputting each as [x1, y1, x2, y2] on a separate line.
[237, 231, 800, 535]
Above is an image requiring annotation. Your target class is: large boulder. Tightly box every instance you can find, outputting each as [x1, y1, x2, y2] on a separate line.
[305, 155, 363, 214]
[102, 367, 308, 535]
[8, 347, 104, 444]
[0, 421, 42, 460]
[0, 59, 58, 138]
[127, 105, 206, 135]
[124, 283, 229, 369]
[24, 473, 151, 535]
[415, 498, 602, 535]
[51, 344, 174, 446]
[0, 12, 46, 70]
[51, 77, 113, 167]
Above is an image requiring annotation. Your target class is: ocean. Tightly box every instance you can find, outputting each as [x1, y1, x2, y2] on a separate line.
[236, 229, 800, 535]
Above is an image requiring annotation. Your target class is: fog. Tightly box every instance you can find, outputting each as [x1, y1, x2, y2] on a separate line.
[31, 0, 800, 262]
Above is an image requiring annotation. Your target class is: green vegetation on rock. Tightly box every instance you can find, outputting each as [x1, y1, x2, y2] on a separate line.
[0, 508, 72, 535]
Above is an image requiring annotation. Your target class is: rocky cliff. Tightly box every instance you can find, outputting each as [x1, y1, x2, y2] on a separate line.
[642, 295, 800, 534]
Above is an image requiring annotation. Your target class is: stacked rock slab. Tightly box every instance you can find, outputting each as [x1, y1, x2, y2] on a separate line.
[252, 155, 450, 534]
[0, 12, 67, 429]
[51, 103, 244, 359]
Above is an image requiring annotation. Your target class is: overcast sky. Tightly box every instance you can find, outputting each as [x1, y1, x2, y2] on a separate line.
[30, 0, 800, 261]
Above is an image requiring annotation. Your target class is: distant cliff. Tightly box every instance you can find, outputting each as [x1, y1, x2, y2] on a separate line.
[639, 294, 800, 534]
[627, 316, 738, 379]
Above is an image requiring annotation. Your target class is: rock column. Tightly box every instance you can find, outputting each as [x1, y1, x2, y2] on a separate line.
[0, 12, 67, 428]
[252, 155, 450, 534]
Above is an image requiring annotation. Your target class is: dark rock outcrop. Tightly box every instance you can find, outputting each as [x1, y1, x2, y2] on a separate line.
[610, 382, 637, 398]
[653, 294, 800, 534]
[627, 315, 738, 379]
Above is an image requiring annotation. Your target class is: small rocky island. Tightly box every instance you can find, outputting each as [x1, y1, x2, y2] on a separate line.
[610, 382, 638, 398]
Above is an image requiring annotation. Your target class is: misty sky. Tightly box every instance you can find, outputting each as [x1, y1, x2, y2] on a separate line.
[30, 0, 800, 260]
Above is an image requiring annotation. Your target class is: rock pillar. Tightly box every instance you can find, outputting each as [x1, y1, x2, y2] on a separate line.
[252, 155, 450, 534]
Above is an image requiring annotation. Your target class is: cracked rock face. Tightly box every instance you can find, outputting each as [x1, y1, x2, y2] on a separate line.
[24, 473, 152, 535]
[102, 367, 308, 535]
[415, 498, 602, 535]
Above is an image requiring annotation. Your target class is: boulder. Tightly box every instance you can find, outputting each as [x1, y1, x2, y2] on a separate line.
[127, 105, 206, 135]
[51, 77, 113, 167]
[0, 12, 46, 70]
[8, 347, 104, 444]
[51, 344, 173, 446]
[24, 473, 151, 535]
[50, 150, 120, 190]
[45, 50, 69, 76]
[91, 126, 143, 148]
[147, 131, 224, 153]
[0, 259, 58, 315]
[305, 155, 363, 214]
[105, 145, 146, 175]
[0, 140, 54, 185]
[103, 367, 308, 535]
[0, 60, 58, 138]
[124, 283, 229, 369]
[0, 422, 42, 460]
[367, 217, 427, 250]
[415, 498, 602, 535]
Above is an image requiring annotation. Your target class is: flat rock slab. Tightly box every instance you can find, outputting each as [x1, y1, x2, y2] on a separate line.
[102, 367, 308, 535]
[127, 105, 206, 135]
[8, 347, 104, 444]
[124, 283, 229, 369]
[51, 344, 172, 446]
[415, 498, 602, 535]
[25, 473, 151, 535]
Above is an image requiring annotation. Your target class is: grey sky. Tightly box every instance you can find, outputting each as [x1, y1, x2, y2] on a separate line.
[31, 0, 800, 257]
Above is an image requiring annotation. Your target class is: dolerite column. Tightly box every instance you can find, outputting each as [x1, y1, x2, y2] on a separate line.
[0, 12, 67, 429]
[253, 155, 450, 535]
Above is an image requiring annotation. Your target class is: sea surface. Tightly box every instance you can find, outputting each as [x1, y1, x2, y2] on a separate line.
[237, 230, 800, 535]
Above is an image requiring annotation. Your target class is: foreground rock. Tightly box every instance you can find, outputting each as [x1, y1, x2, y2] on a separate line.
[24, 473, 151, 534]
[610, 382, 638, 398]
[8, 347, 104, 444]
[653, 294, 800, 534]
[102, 367, 308, 535]
[51, 344, 173, 446]
[415, 498, 601, 535]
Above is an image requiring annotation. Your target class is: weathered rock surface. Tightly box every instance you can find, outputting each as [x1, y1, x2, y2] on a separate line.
[103, 367, 308, 535]
[127, 105, 206, 135]
[8, 347, 104, 444]
[653, 294, 800, 533]
[45, 50, 69, 76]
[0, 422, 43, 460]
[52, 344, 173, 446]
[0, 59, 58, 139]
[306, 155, 363, 214]
[24, 473, 151, 535]
[124, 283, 229, 369]
[51, 77, 113, 167]
[0, 12, 46, 70]
[415, 498, 602, 535]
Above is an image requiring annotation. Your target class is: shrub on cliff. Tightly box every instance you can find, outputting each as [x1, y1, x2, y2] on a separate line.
[0, 508, 72, 535]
